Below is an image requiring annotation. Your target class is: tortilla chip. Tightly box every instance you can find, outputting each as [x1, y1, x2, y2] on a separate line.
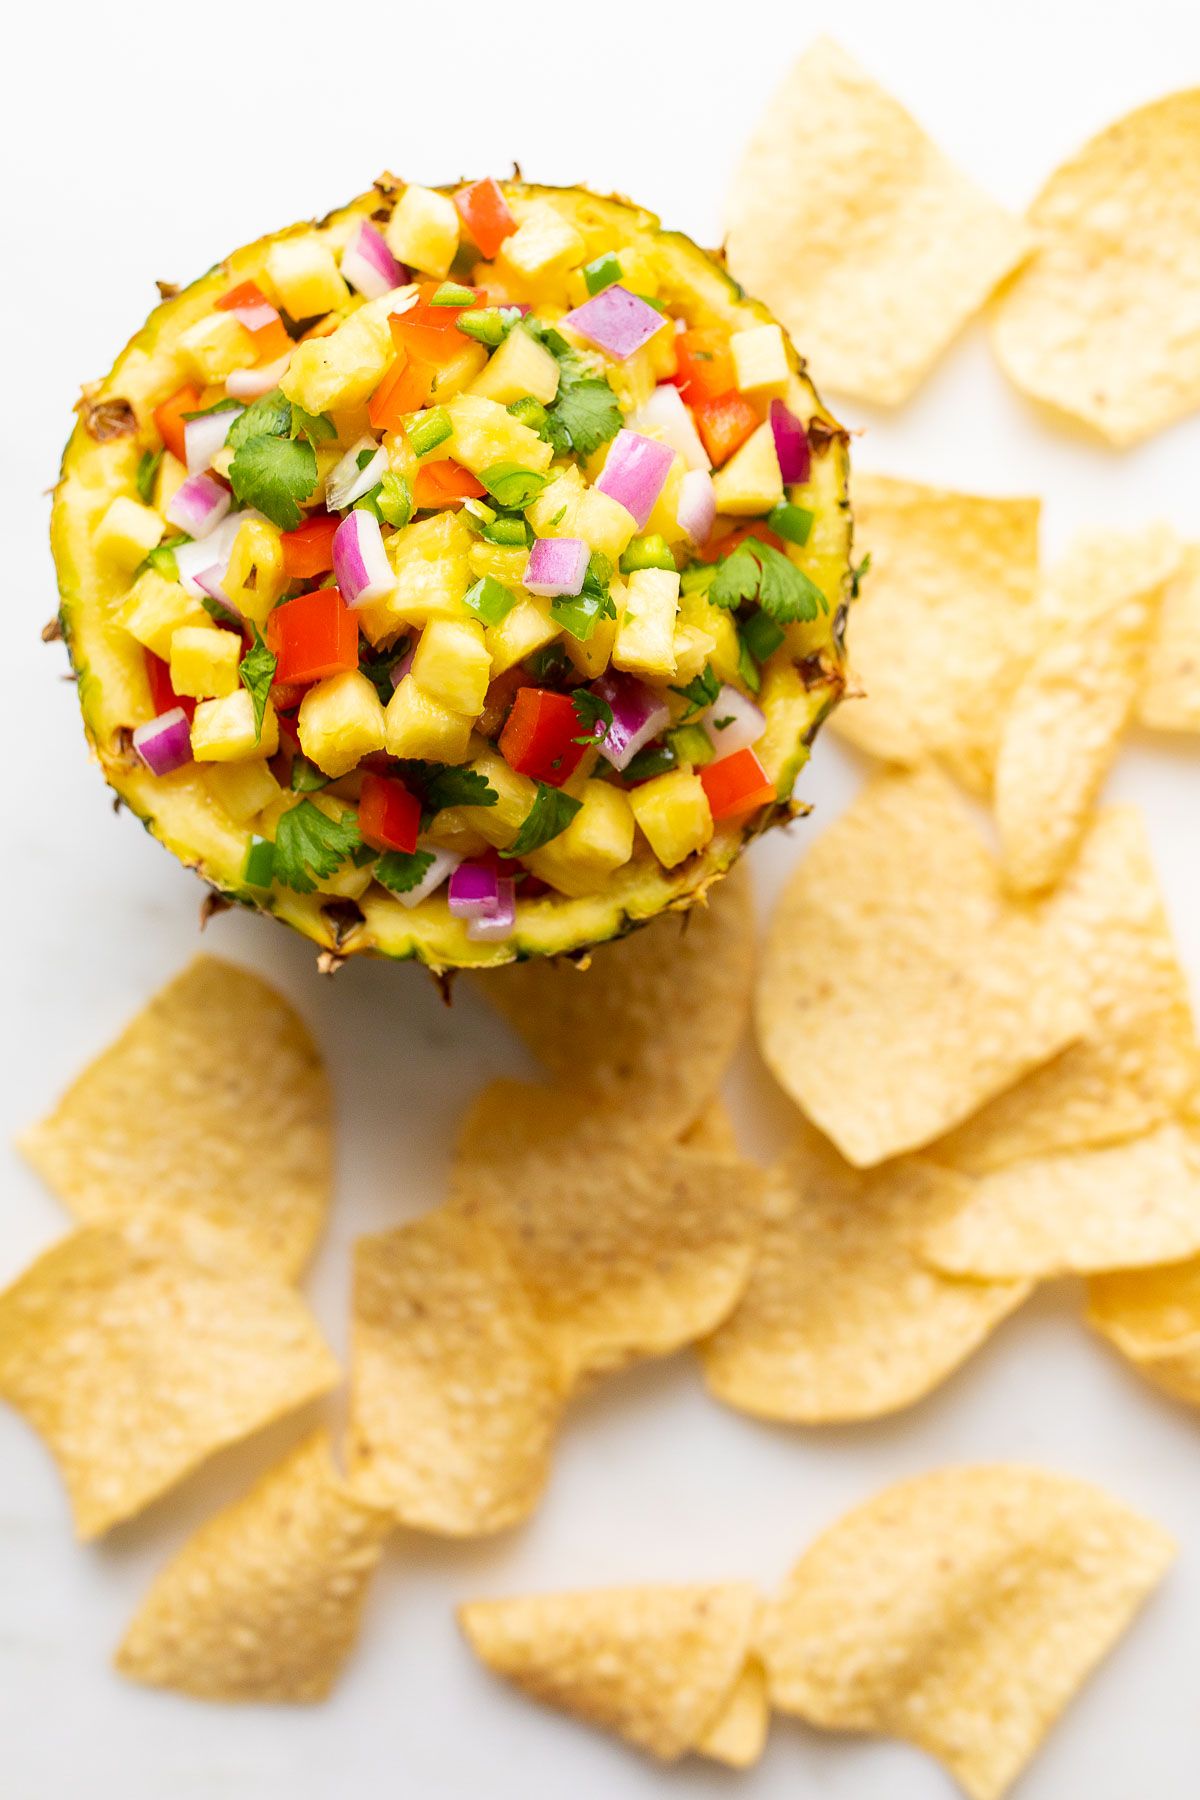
[991, 89, 1200, 445]
[1138, 544, 1200, 733]
[695, 1656, 770, 1768]
[117, 1433, 391, 1702]
[725, 39, 1031, 405]
[1088, 1254, 1200, 1405]
[995, 529, 1179, 894]
[470, 863, 755, 1145]
[453, 1081, 765, 1382]
[0, 1220, 339, 1538]
[459, 1582, 761, 1762]
[348, 1208, 564, 1535]
[938, 807, 1197, 1173]
[678, 1101, 741, 1159]
[18, 956, 331, 1280]
[831, 477, 1041, 793]
[762, 1466, 1173, 1800]
[700, 1121, 1029, 1422]
[755, 766, 1086, 1166]
[925, 1119, 1200, 1279]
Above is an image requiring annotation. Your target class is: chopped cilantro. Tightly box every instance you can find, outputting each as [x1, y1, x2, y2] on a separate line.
[228, 432, 318, 531]
[464, 575, 518, 628]
[850, 552, 871, 599]
[680, 563, 717, 597]
[526, 643, 573, 684]
[736, 631, 762, 695]
[200, 593, 242, 629]
[571, 689, 614, 746]
[138, 533, 189, 580]
[358, 640, 407, 703]
[136, 448, 163, 505]
[288, 403, 336, 446]
[290, 756, 330, 792]
[374, 848, 436, 893]
[501, 783, 583, 858]
[670, 662, 720, 719]
[272, 801, 361, 894]
[710, 540, 826, 622]
[238, 626, 277, 741]
[226, 389, 292, 448]
[479, 464, 549, 509]
[403, 761, 499, 817]
[620, 741, 677, 783]
[740, 608, 785, 662]
[524, 321, 622, 457]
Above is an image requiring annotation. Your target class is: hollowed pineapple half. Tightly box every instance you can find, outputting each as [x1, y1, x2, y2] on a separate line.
[51, 180, 852, 969]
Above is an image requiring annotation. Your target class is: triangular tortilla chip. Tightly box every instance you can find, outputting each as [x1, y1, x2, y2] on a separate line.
[1138, 544, 1200, 733]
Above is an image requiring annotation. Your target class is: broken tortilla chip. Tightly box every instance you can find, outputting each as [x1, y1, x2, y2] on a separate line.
[452, 1080, 765, 1382]
[700, 1122, 1030, 1422]
[348, 1208, 564, 1536]
[830, 476, 1041, 793]
[755, 766, 1086, 1166]
[116, 1432, 391, 1702]
[1138, 544, 1200, 733]
[938, 806, 1196, 1173]
[761, 1466, 1173, 1800]
[0, 1220, 339, 1538]
[17, 956, 331, 1280]
[695, 1655, 770, 1768]
[459, 1582, 762, 1763]
[725, 38, 1031, 405]
[991, 88, 1200, 445]
[1088, 1252, 1200, 1406]
[995, 528, 1179, 895]
[925, 1119, 1200, 1279]
[470, 863, 755, 1145]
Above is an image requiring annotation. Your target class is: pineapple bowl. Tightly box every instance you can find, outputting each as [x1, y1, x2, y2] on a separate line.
[51, 179, 852, 969]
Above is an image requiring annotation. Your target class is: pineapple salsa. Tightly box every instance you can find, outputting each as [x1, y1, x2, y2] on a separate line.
[52, 181, 852, 967]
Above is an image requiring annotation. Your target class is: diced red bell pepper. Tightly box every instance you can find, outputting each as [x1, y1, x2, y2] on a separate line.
[699, 519, 787, 563]
[693, 391, 761, 467]
[215, 279, 291, 359]
[369, 352, 434, 430]
[359, 771, 421, 854]
[144, 650, 196, 721]
[215, 279, 268, 313]
[266, 587, 359, 684]
[389, 284, 485, 364]
[699, 748, 776, 822]
[413, 459, 486, 507]
[498, 688, 587, 787]
[454, 179, 517, 260]
[153, 385, 202, 465]
[672, 329, 736, 404]
[281, 514, 340, 581]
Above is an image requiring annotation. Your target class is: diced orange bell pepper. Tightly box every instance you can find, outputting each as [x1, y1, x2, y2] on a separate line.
[281, 514, 340, 581]
[369, 353, 434, 431]
[672, 329, 736, 404]
[454, 179, 516, 260]
[359, 771, 421, 854]
[216, 279, 291, 360]
[153, 385, 202, 465]
[699, 747, 776, 822]
[693, 391, 761, 467]
[413, 460, 486, 507]
[498, 688, 587, 787]
[266, 587, 359, 685]
[389, 284, 485, 364]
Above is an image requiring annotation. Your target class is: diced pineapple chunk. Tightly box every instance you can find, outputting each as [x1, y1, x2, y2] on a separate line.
[385, 185, 460, 278]
[444, 394, 553, 477]
[427, 341, 488, 403]
[710, 422, 783, 516]
[672, 623, 717, 686]
[613, 567, 680, 677]
[497, 204, 586, 286]
[526, 465, 585, 536]
[297, 670, 386, 777]
[178, 310, 258, 383]
[526, 779, 635, 896]
[563, 580, 624, 681]
[222, 517, 286, 624]
[169, 625, 241, 699]
[358, 512, 472, 640]
[265, 234, 349, 319]
[628, 769, 713, 868]
[437, 746, 538, 849]
[205, 758, 282, 824]
[680, 589, 741, 685]
[730, 324, 790, 396]
[468, 326, 561, 407]
[575, 488, 637, 562]
[411, 618, 491, 716]
[467, 541, 528, 589]
[191, 690, 279, 761]
[485, 597, 560, 676]
[644, 456, 688, 546]
[281, 292, 399, 414]
[95, 497, 164, 571]
[116, 569, 209, 660]
[154, 451, 188, 514]
[384, 676, 473, 762]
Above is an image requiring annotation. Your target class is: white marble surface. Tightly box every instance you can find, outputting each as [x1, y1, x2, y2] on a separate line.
[3, 2, 1200, 1794]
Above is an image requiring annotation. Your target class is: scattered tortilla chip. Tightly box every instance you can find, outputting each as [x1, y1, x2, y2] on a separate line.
[991, 89, 1200, 445]
[1088, 1253, 1200, 1405]
[695, 1655, 770, 1768]
[995, 529, 1179, 894]
[831, 477, 1041, 793]
[0, 1220, 339, 1538]
[725, 39, 1031, 405]
[762, 1466, 1173, 1800]
[348, 1209, 564, 1536]
[700, 1121, 1029, 1422]
[459, 1582, 762, 1763]
[470, 864, 755, 1145]
[678, 1100, 741, 1159]
[18, 956, 331, 1280]
[939, 807, 1197, 1173]
[925, 1119, 1200, 1279]
[1138, 544, 1200, 733]
[116, 1433, 391, 1702]
[755, 766, 1086, 1166]
[453, 1081, 765, 1382]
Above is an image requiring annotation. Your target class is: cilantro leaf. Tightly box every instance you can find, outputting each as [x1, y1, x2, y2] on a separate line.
[403, 762, 499, 817]
[358, 639, 407, 702]
[571, 689, 614, 746]
[501, 784, 583, 858]
[709, 539, 827, 622]
[709, 543, 762, 610]
[551, 377, 622, 457]
[290, 402, 336, 446]
[290, 756, 330, 792]
[136, 448, 163, 504]
[374, 848, 436, 894]
[201, 592, 242, 629]
[228, 433, 318, 531]
[226, 388, 292, 449]
[670, 662, 720, 719]
[238, 626, 277, 741]
[272, 801, 361, 894]
[850, 552, 871, 599]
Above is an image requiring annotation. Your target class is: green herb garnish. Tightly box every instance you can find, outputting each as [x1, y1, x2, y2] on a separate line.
[740, 607, 785, 663]
[241, 835, 275, 888]
[374, 848, 437, 893]
[404, 762, 499, 817]
[710, 540, 826, 622]
[571, 689, 614, 746]
[501, 783, 582, 857]
[670, 662, 720, 719]
[136, 448, 163, 505]
[238, 626, 277, 741]
[272, 801, 361, 893]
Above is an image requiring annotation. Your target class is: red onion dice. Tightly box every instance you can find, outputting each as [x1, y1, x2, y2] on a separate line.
[340, 221, 406, 300]
[676, 469, 716, 547]
[448, 860, 501, 919]
[132, 707, 192, 776]
[166, 473, 231, 539]
[769, 400, 811, 485]
[467, 877, 516, 941]
[564, 286, 667, 361]
[628, 385, 710, 471]
[226, 353, 292, 401]
[326, 436, 386, 511]
[595, 430, 675, 531]
[700, 684, 767, 762]
[392, 843, 461, 908]
[591, 671, 671, 772]
[184, 407, 241, 476]
[524, 536, 590, 598]
[333, 509, 396, 608]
